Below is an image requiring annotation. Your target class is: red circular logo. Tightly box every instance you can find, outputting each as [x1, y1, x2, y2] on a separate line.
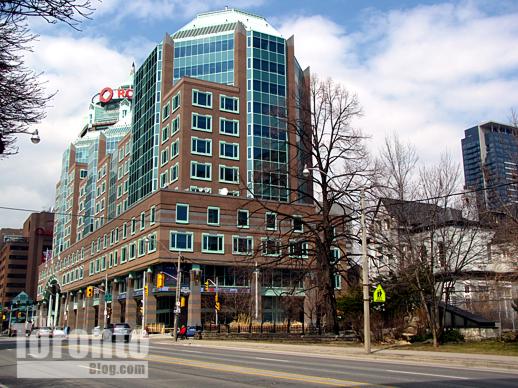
[99, 87, 114, 103]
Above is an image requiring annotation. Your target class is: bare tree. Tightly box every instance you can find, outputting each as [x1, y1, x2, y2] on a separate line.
[0, 0, 94, 156]
[376, 133, 419, 201]
[246, 76, 373, 334]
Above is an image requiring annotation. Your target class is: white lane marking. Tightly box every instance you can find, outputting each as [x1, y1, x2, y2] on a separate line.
[173, 349, 204, 354]
[384, 369, 469, 380]
[77, 365, 102, 372]
[255, 357, 290, 363]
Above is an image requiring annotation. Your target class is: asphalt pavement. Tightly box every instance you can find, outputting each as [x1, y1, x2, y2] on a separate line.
[0, 336, 516, 387]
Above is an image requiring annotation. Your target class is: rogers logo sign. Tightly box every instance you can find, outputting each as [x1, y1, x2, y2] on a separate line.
[99, 87, 133, 103]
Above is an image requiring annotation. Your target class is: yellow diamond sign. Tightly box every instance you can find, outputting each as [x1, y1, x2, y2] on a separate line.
[373, 284, 386, 303]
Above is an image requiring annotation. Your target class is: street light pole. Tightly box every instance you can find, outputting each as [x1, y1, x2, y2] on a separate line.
[173, 252, 182, 342]
[361, 189, 371, 353]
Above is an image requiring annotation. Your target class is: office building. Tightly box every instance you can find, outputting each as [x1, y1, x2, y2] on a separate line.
[461, 121, 518, 211]
[36, 8, 315, 331]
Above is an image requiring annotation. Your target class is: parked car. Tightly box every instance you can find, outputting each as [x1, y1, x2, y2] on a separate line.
[173, 325, 202, 339]
[37, 327, 53, 338]
[102, 323, 132, 342]
[52, 327, 67, 338]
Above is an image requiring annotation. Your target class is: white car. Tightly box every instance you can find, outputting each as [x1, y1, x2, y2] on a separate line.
[51, 327, 67, 338]
[37, 327, 52, 338]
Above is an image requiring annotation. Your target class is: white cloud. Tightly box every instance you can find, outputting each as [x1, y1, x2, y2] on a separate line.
[0, 35, 133, 227]
[95, 0, 265, 22]
[278, 2, 518, 166]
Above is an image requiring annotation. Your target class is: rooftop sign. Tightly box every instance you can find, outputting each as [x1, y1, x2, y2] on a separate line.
[98, 87, 133, 103]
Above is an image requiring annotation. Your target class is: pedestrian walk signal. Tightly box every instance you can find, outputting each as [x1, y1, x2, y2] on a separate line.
[373, 284, 386, 303]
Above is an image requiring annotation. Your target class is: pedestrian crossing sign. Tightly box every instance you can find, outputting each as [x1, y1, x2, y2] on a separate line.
[373, 284, 386, 303]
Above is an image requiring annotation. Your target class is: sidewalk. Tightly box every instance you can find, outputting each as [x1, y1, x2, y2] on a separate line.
[154, 337, 518, 372]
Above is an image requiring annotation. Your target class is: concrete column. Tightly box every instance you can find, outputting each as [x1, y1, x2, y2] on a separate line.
[111, 280, 121, 324]
[84, 295, 96, 333]
[144, 271, 157, 329]
[188, 268, 202, 327]
[47, 294, 53, 326]
[76, 292, 84, 330]
[58, 294, 66, 327]
[251, 268, 262, 322]
[53, 292, 60, 327]
[67, 294, 76, 329]
[125, 277, 137, 328]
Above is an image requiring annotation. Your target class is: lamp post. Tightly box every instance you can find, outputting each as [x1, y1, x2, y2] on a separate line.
[302, 164, 371, 353]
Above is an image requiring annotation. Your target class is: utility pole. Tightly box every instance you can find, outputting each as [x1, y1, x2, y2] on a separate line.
[361, 189, 371, 354]
[173, 252, 182, 341]
[254, 262, 259, 321]
[103, 273, 108, 329]
[142, 270, 146, 335]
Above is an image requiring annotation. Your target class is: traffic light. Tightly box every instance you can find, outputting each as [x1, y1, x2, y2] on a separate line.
[144, 285, 149, 296]
[180, 296, 186, 307]
[156, 273, 164, 288]
[215, 293, 219, 303]
[86, 286, 94, 298]
[204, 280, 209, 291]
[215, 302, 221, 311]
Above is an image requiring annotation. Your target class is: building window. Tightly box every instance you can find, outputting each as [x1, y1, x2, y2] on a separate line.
[129, 243, 136, 260]
[148, 233, 157, 252]
[161, 124, 169, 144]
[192, 89, 212, 108]
[131, 218, 136, 235]
[192, 113, 212, 132]
[292, 216, 303, 233]
[138, 239, 146, 257]
[150, 206, 156, 225]
[171, 139, 179, 159]
[331, 247, 341, 264]
[80, 169, 87, 179]
[160, 148, 169, 166]
[207, 207, 220, 226]
[121, 246, 128, 263]
[191, 137, 212, 156]
[171, 115, 180, 135]
[220, 95, 239, 113]
[170, 163, 179, 183]
[232, 236, 253, 255]
[172, 91, 181, 112]
[176, 203, 189, 223]
[219, 141, 239, 160]
[162, 101, 170, 121]
[123, 223, 127, 239]
[160, 171, 169, 188]
[219, 118, 239, 136]
[140, 212, 146, 230]
[219, 165, 239, 183]
[262, 238, 280, 256]
[191, 161, 212, 181]
[237, 209, 249, 228]
[113, 250, 118, 266]
[289, 240, 308, 258]
[334, 273, 342, 290]
[170, 231, 194, 252]
[265, 212, 277, 230]
[202, 234, 224, 254]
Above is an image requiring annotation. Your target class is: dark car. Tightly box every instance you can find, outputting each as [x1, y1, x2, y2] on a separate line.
[102, 323, 132, 342]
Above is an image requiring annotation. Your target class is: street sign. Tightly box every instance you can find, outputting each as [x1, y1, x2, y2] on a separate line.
[104, 294, 112, 302]
[176, 301, 181, 307]
[174, 308, 181, 314]
[373, 284, 386, 303]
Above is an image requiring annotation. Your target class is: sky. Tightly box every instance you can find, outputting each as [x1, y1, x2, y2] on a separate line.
[1, 0, 518, 228]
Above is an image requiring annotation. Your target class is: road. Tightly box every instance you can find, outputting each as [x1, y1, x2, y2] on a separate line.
[0, 337, 516, 387]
